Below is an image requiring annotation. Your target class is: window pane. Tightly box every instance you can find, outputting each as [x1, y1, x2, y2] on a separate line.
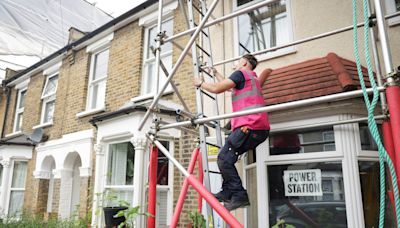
[270, 128, 335, 155]
[44, 100, 55, 123]
[93, 49, 109, 80]
[104, 188, 134, 207]
[89, 80, 106, 109]
[18, 90, 27, 109]
[43, 75, 59, 97]
[268, 162, 347, 227]
[359, 123, 381, 150]
[157, 141, 170, 185]
[359, 161, 395, 227]
[11, 161, 27, 188]
[238, 1, 287, 55]
[237, 0, 253, 7]
[8, 190, 24, 217]
[107, 142, 135, 186]
[15, 113, 23, 132]
[396, 0, 400, 11]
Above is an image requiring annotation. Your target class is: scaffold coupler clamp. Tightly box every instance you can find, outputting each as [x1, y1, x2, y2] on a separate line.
[194, 137, 200, 148]
[368, 13, 376, 27]
[384, 69, 400, 87]
[150, 116, 162, 137]
[191, 114, 204, 129]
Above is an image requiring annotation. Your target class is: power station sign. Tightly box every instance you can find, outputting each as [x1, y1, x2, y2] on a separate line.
[283, 169, 323, 196]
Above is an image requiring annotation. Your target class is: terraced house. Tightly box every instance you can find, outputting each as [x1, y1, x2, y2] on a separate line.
[0, 0, 399, 227]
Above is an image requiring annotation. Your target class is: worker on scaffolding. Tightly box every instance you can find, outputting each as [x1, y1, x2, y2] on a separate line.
[194, 54, 270, 211]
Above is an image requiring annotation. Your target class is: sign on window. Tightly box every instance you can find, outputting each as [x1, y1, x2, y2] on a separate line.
[283, 169, 323, 196]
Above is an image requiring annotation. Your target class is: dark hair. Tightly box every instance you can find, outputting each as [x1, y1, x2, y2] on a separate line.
[242, 54, 258, 70]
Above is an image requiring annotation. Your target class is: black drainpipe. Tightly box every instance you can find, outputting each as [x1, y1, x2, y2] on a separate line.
[1, 86, 11, 139]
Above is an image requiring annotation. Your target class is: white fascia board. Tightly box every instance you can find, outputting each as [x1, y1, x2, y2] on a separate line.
[36, 129, 94, 152]
[96, 112, 180, 144]
[0, 145, 33, 161]
[14, 77, 30, 90]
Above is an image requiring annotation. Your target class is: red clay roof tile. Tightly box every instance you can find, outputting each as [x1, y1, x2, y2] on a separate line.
[262, 53, 373, 105]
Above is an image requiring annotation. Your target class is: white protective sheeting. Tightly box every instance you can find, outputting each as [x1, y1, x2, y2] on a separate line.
[0, 0, 112, 58]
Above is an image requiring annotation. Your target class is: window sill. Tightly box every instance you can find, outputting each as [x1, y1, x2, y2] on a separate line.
[131, 91, 174, 103]
[257, 46, 297, 62]
[5, 131, 23, 138]
[388, 16, 400, 27]
[32, 122, 53, 129]
[76, 107, 105, 118]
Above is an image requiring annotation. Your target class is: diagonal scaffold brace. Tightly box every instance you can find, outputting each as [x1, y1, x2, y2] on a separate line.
[146, 133, 244, 228]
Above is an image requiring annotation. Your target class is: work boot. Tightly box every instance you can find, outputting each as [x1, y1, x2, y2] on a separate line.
[212, 191, 230, 203]
[224, 197, 250, 211]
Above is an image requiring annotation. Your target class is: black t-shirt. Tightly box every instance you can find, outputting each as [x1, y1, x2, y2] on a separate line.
[229, 70, 245, 90]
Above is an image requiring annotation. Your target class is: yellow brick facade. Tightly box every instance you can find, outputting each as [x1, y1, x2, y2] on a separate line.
[1, 4, 200, 226]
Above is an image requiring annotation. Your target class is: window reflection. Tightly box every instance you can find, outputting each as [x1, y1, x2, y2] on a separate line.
[268, 162, 347, 227]
[270, 128, 335, 155]
[359, 161, 395, 227]
[359, 123, 381, 151]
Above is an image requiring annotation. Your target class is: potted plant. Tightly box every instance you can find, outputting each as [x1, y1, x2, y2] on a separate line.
[187, 210, 206, 228]
[99, 190, 128, 228]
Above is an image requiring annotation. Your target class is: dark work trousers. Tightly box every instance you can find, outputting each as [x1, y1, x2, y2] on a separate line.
[217, 127, 269, 201]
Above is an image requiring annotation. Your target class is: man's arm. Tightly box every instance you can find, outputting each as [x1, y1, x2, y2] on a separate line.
[194, 77, 236, 94]
[258, 68, 272, 86]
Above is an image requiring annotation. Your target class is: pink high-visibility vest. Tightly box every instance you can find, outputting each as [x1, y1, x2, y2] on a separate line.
[231, 69, 270, 131]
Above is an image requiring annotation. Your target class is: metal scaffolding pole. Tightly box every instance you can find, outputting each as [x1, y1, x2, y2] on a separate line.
[214, 11, 400, 67]
[158, 87, 385, 130]
[138, 0, 219, 131]
[271, 115, 386, 133]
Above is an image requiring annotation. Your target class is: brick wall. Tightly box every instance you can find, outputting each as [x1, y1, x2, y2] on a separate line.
[105, 21, 143, 110]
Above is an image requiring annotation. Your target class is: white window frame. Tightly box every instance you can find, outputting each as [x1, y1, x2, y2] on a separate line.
[39, 73, 59, 125]
[233, 0, 295, 61]
[86, 47, 109, 112]
[13, 88, 27, 133]
[138, 17, 174, 100]
[6, 160, 27, 217]
[385, 0, 400, 26]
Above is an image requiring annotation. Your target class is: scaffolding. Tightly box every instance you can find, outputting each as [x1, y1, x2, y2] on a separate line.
[139, 0, 400, 227]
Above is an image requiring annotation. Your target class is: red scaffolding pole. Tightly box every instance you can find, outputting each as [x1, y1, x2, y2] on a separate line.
[148, 145, 158, 228]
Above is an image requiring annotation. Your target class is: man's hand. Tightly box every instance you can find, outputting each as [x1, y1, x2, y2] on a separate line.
[204, 66, 217, 75]
[194, 76, 204, 88]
